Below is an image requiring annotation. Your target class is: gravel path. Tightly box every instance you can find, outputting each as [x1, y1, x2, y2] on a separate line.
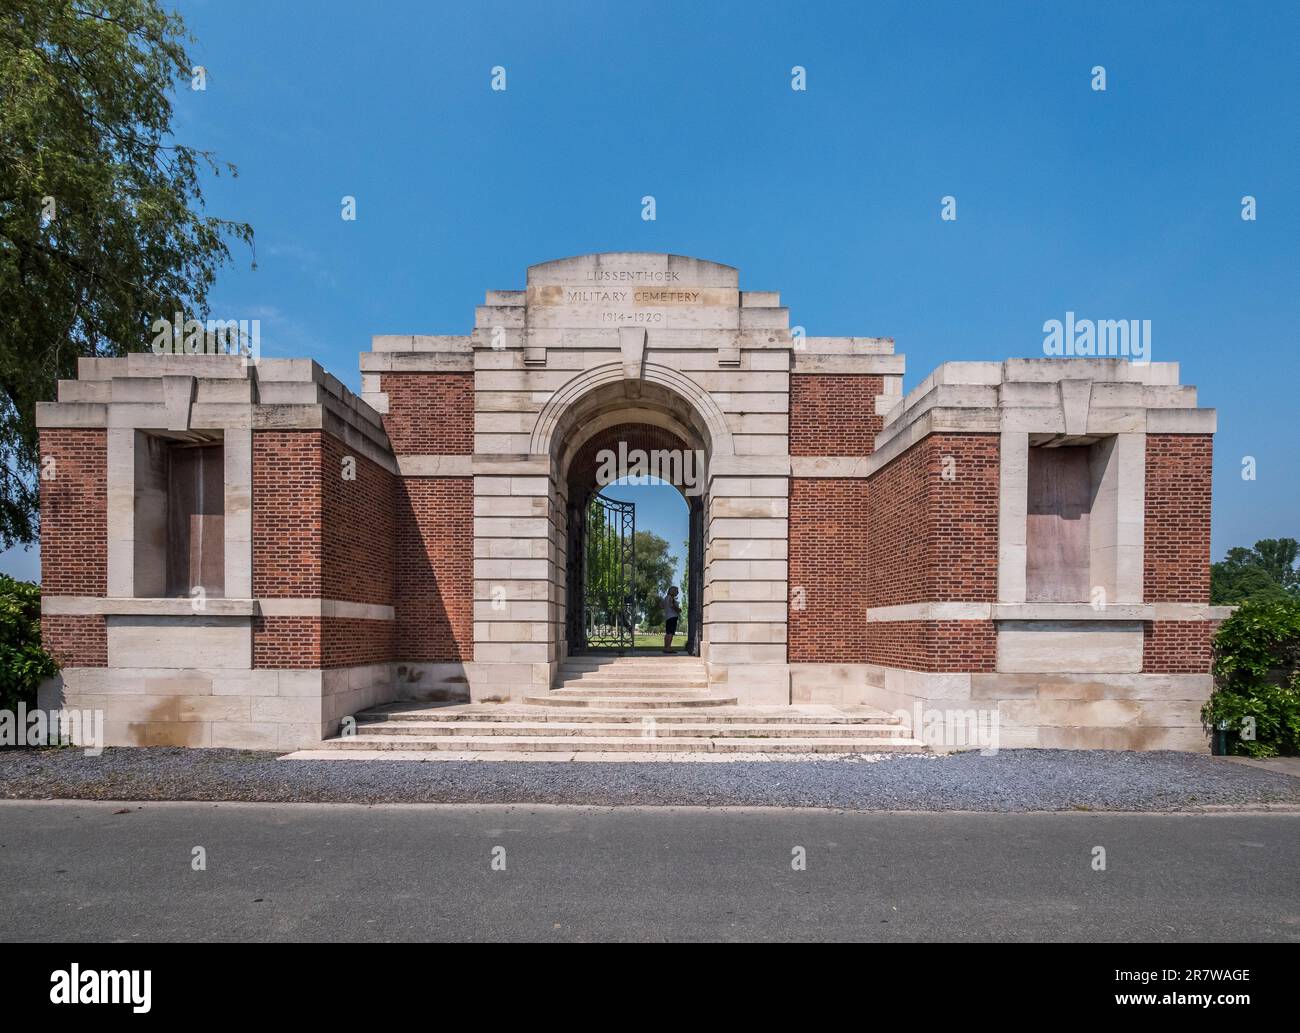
[2, 747, 1298, 811]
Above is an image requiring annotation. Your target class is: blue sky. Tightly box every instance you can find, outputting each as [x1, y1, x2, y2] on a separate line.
[4, 0, 1298, 581]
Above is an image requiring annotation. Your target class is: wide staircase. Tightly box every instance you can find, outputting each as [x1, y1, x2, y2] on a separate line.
[312, 655, 928, 757]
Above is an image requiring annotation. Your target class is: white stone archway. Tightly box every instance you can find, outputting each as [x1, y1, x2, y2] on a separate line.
[468, 252, 794, 704]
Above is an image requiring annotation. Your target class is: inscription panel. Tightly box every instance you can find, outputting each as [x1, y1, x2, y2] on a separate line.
[525, 253, 741, 330]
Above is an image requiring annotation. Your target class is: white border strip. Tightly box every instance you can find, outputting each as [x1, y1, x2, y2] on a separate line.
[257, 599, 396, 620]
[865, 601, 1231, 623]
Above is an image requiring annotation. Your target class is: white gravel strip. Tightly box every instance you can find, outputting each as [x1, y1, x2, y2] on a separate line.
[3, 746, 1299, 811]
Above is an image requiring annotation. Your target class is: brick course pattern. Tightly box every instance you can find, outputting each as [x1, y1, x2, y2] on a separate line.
[252, 615, 320, 668]
[787, 434, 999, 669]
[41, 614, 107, 668]
[251, 615, 395, 669]
[862, 619, 997, 672]
[790, 374, 884, 456]
[863, 433, 999, 670]
[252, 431, 399, 667]
[867, 433, 1000, 607]
[394, 477, 473, 662]
[1144, 434, 1213, 604]
[380, 373, 473, 455]
[1143, 620, 1217, 674]
[323, 617, 396, 667]
[252, 432, 323, 598]
[322, 435, 395, 606]
[788, 478, 869, 662]
[38, 429, 107, 597]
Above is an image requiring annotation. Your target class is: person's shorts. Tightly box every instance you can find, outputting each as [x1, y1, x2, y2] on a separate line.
[665, 617, 679, 636]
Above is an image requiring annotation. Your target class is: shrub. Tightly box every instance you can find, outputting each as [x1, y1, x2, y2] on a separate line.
[1201, 598, 1300, 757]
[0, 574, 59, 711]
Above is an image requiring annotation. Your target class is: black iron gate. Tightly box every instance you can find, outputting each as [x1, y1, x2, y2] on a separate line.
[686, 496, 703, 656]
[569, 492, 635, 653]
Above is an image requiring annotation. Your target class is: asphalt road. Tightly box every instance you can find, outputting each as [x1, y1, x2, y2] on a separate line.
[1, 801, 1297, 942]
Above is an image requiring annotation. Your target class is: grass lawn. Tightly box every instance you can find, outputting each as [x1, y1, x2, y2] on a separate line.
[631, 632, 688, 649]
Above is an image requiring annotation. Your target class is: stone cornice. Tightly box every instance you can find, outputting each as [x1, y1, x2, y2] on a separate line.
[864, 601, 1233, 622]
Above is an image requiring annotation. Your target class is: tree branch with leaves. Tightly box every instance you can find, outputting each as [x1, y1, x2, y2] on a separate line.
[0, 0, 253, 547]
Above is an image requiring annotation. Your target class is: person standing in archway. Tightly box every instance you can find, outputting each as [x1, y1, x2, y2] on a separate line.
[662, 585, 681, 654]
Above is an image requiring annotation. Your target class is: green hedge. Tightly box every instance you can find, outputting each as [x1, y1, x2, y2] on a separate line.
[0, 575, 59, 711]
[1201, 598, 1300, 757]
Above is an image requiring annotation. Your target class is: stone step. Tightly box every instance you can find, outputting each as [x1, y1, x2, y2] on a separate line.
[350, 720, 911, 739]
[553, 680, 707, 686]
[360, 708, 901, 726]
[558, 672, 705, 680]
[522, 694, 738, 709]
[552, 686, 705, 697]
[562, 654, 702, 663]
[559, 662, 705, 672]
[320, 734, 929, 754]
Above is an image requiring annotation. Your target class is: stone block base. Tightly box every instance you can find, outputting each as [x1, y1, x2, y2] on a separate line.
[707, 662, 790, 704]
[52, 662, 398, 750]
[789, 662, 1213, 752]
[392, 661, 470, 702]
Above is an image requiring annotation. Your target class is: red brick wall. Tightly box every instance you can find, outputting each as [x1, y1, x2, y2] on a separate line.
[38, 429, 107, 597]
[861, 433, 998, 670]
[787, 434, 999, 669]
[862, 619, 997, 672]
[1144, 434, 1212, 604]
[867, 433, 1000, 607]
[320, 435, 397, 667]
[322, 435, 395, 606]
[1143, 621, 1217, 674]
[252, 615, 320, 668]
[323, 617, 396, 667]
[788, 479, 868, 662]
[41, 614, 107, 668]
[252, 430, 399, 668]
[395, 478, 473, 662]
[380, 373, 473, 455]
[252, 432, 323, 598]
[252, 616, 396, 669]
[790, 375, 883, 456]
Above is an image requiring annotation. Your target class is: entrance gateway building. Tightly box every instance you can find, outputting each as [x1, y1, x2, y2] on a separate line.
[36, 253, 1224, 752]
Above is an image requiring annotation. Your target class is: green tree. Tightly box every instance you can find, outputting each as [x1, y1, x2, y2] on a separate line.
[1211, 539, 1300, 605]
[584, 495, 622, 629]
[631, 530, 676, 629]
[1202, 597, 1300, 757]
[679, 537, 689, 628]
[0, 1, 252, 547]
[0, 574, 57, 709]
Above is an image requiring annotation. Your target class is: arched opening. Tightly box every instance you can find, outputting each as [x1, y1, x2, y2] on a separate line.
[546, 378, 716, 661]
[564, 423, 704, 656]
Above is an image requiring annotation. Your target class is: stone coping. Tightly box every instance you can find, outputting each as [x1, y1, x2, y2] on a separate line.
[39, 356, 393, 459]
[865, 601, 1233, 623]
[42, 597, 405, 620]
[877, 358, 1214, 446]
[43, 597, 260, 617]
